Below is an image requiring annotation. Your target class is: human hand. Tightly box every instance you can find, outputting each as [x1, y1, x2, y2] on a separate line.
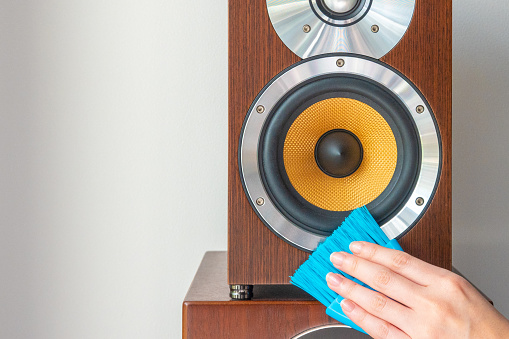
[325, 241, 509, 338]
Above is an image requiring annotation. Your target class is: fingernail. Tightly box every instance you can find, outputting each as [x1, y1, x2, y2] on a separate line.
[330, 252, 346, 266]
[326, 272, 343, 287]
[341, 299, 356, 312]
[350, 241, 364, 254]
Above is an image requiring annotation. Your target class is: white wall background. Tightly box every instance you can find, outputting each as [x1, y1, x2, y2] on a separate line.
[452, 1, 509, 321]
[0, 1, 507, 338]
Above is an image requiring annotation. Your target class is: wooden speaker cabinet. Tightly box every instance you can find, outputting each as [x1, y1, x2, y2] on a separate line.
[228, 0, 452, 289]
[183, 254, 491, 338]
[183, 252, 376, 338]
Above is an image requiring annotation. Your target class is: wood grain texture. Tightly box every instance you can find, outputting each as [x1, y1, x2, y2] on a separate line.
[183, 252, 337, 338]
[228, 0, 452, 285]
[182, 255, 491, 338]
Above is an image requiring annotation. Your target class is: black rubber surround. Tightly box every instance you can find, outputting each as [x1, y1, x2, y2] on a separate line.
[259, 74, 421, 236]
[310, 0, 371, 27]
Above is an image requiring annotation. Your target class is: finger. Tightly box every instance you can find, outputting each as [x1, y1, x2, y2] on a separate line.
[326, 273, 412, 330]
[340, 299, 410, 339]
[349, 241, 446, 286]
[330, 252, 425, 307]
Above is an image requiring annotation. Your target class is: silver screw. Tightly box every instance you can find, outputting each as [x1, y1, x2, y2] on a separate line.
[303, 24, 311, 33]
[416, 105, 425, 114]
[371, 25, 379, 33]
[336, 59, 345, 67]
[256, 197, 265, 206]
[416, 197, 425, 206]
[256, 105, 265, 114]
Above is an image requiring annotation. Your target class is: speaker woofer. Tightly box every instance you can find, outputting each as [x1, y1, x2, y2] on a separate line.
[284, 98, 396, 210]
[239, 54, 441, 252]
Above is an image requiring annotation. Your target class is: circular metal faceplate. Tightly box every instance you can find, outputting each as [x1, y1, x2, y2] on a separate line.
[292, 324, 371, 338]
[239, 55, 441, 252]
[266, 0, 415, 59]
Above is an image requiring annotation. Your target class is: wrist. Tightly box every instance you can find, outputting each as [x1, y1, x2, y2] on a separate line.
[471, 304, 509, 338]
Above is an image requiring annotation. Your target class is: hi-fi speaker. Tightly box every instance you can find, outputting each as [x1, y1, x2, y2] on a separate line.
[228, 0, 451, 293]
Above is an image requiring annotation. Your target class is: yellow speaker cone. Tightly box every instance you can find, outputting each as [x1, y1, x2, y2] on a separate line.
[283, 98, 397, 211]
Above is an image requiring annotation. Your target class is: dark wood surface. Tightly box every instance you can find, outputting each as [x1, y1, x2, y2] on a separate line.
[228, 0, 452, 285]
[183, 252, 337, 338]
[182, 254, 493, 338]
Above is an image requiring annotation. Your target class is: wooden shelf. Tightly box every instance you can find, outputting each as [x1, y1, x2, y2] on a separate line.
[183, 252, 338, 338]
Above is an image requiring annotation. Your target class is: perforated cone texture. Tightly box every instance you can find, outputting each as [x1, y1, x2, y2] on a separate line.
[283, 98, 397, 211]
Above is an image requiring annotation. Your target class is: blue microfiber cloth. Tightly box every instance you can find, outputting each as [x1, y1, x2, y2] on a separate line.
[290, 206, 403, 334]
